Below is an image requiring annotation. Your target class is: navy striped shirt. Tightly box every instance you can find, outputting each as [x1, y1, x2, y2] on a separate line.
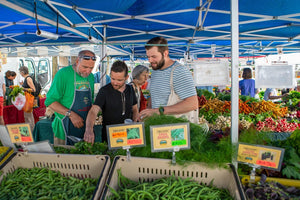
[150, 61, 196, 108]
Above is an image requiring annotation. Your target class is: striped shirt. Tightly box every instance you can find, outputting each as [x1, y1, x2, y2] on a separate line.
[150, 61, 196, 108]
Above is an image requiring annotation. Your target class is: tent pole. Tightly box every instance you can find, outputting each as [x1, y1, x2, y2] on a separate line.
[230, 0, 239, 169]
[101, 25, 107, 86]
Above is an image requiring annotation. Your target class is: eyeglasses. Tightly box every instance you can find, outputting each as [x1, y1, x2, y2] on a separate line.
[80, 55, 96, 61]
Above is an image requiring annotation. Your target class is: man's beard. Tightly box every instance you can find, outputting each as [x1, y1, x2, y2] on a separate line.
[112, 83, 125, 91]
[77, 66, 89, 78]
[151, 55, 165, 70]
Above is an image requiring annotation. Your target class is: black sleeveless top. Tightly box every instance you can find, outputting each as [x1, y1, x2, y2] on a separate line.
[22, 76, 32, 89]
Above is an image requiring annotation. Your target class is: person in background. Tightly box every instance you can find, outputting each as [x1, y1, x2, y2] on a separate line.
[94, 64, 111, 98]
[4, 70, 16, 105]
[84, 60, 138, 144]
[264, 88, 288, 102]
[239, 68, 256, 98]
[19, 66, 36, 131]
[138, 36, 198, 123]
[94, 64, 111, 86]
[130, 65, 149, 111]
[0, 71, 6, 125]
[45, 50, 96, 145]
[5, 70, 16, 87]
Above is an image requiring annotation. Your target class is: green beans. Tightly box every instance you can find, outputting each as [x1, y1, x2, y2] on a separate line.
[0, 167, 98, 200]
[106, 169, 233, 200]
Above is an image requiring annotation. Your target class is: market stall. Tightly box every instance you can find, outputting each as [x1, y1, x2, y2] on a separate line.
[3, 97, 46, 125]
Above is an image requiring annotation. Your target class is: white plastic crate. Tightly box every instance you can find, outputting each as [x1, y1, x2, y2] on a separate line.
[101, 156, 246, 200]
[0, 152, 110, 199]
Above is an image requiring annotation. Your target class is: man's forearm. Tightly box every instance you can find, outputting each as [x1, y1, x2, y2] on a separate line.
[48, 102, 70, 116]
[85, 105, 101, 130]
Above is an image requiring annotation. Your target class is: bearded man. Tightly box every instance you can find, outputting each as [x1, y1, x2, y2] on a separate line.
[139, 36, 198, 123]
[45, 50, 96, 145]
[84, 60, 138, 144]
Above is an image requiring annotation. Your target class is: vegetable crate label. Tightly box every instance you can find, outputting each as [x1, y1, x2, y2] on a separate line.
[106, 122, 145, 149]
[150, 123, 190, 152]
[237, 143, 285, 171]
[6, 124, 33, 143]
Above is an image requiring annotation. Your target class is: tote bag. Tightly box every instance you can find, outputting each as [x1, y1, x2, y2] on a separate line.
[22, 92, 34, 113]
[167, 65, 199, 124]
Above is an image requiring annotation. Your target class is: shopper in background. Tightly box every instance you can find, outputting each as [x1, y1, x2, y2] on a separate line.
[19, 66, 36, 131]
[138, 36, 198, 123]
[239, 68, 256, 98]
[264, 88, 288, 102]
[84, 60, 138, 144]
[0, 71, 5, 125]
[94, 64, 111, 86]
[130, 65, 149, 111]
[5, 70, 16, 87]
[45, 50, 96, 145]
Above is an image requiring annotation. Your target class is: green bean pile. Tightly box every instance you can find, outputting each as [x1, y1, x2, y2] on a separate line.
[107, 170, 233, 200]
[0, 167, 98, 200]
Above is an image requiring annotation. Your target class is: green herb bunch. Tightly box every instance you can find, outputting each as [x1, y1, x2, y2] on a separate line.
[9, 85, 24, 101]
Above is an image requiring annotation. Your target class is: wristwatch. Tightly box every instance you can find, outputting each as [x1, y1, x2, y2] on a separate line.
[65, 110, 71, 117]
[159, 106, 164, 115]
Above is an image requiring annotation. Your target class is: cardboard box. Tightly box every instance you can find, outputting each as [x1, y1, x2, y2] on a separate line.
[0, 152, 110, 199]
[101, 156, 246, 200]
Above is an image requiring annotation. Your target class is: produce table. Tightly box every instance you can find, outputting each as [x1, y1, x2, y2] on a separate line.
[32, 118, 103, 144]
[3, 97, 46, 124]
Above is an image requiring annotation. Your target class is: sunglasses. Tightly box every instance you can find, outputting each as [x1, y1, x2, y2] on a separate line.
[81, 55, 96, 61]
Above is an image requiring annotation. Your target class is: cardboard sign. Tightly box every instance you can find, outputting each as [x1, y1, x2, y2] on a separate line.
[6, 124, 33, 143]
[193, 60, 230, 86]
[237, 143, 285, 171]
[256, 65, 294, 88]
[107, 122, 145, 149]
[150, 123, 190, 152]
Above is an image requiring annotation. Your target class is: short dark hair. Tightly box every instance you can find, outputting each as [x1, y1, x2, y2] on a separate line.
[6, 70, 17, 77]
[5, 70, 11, 77]
[145, 36, 168, 54]
[11, 71, 16, 76]
[19, 66, 29, 75]
[242, 68, 252, 79]
[111, 60, 128, 77]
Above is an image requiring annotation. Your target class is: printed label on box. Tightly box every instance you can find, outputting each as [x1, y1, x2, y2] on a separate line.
[6, 123, 33, 143]
[237, 143, 285, 171]
[107, 122, 145, 149]
[150, 123, 190, 152]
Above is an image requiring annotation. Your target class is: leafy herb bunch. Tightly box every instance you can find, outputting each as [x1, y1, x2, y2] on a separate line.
[9, 85, 24, 101]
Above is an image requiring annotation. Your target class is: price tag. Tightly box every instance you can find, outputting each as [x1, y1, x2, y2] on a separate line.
[106, 122, 145, 149]
[6, 123, 34, 143]
[237, 143, 285, 171]
[150, 123, 190, 152]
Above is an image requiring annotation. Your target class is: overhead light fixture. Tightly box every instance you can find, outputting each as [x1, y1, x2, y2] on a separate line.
[88, 36, 100, 44]
[34, 0, 59, 40]
[36, 30, 59, 40]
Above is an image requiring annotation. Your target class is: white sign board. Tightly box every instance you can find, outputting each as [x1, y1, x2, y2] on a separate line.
[256, 65, 295, 88]
[193, 61, 230, 86]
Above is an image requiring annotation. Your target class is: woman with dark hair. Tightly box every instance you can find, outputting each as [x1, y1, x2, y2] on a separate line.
[5, 70, 16, 87]
[239, 68, 256, 98]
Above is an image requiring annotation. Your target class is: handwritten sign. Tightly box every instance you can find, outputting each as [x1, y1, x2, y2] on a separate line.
[6, 124, 33, 143]
[237, 143, 285, 171]
[106, 122, 145, 149]
[150, 123, 190, 152]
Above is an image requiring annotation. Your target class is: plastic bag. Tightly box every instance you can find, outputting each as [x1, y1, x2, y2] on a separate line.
[11, 93, 26, 110]
[22, 92, 34, 113]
